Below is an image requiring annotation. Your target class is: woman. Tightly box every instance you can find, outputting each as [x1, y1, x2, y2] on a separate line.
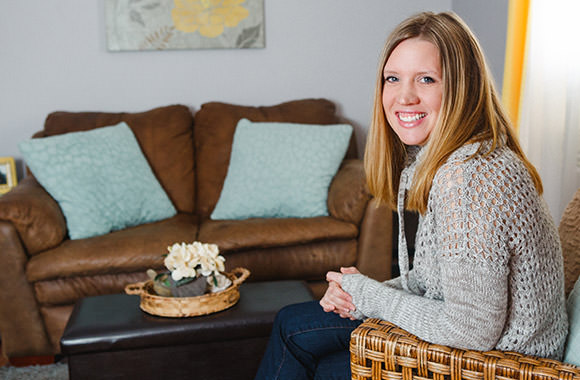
[255, 11, 568, 380]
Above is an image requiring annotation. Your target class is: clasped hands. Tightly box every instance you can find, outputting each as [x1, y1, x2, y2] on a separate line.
[319, 266, 360, 320]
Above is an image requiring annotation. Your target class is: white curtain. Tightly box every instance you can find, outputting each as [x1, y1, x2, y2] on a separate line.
[518, 0, 580, 223]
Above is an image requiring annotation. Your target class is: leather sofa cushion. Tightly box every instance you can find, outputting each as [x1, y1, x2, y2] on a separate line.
[223, 240, 357, 282]
[193, 99, 357, 219]
[35, 272, 150, 306]
[27, 213, 199, 282]
[35, 240, 356, 306]
[27, 214, 356, 283]
[40, 105, 195, 213]
[197, 216, 357, 251]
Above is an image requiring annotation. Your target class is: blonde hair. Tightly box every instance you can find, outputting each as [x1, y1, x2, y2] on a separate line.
[364, 11, 542, 213]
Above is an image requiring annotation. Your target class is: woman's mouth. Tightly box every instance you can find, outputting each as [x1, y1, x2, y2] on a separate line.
[397, 112, 427, 123]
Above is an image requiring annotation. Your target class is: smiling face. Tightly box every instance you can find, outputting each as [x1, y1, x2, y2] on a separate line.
[382, 37, 443, 146]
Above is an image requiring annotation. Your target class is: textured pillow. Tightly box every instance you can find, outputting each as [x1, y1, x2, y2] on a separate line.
[19, 122, 176, 240]
[565, 277, 580, 366]
[210, 118, 352, 220]
[43, 105, 195, 213]
[194, 99, 354, 219]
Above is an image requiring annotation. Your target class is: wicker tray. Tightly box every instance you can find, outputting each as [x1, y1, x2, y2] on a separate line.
[125, 267, 250, 317]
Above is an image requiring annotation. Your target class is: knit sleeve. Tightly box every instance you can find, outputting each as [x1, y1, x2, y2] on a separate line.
[348, 275, 407, 320]
[343, 158, 512, 351]
[348, 271, 422, 320]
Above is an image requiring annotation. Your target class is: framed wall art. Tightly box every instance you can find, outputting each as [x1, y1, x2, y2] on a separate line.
[105, 0, 265, 51]
[0, 157, 18, 194]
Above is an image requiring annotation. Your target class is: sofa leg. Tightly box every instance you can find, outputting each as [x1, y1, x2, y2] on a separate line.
[7, 355, 56, 367]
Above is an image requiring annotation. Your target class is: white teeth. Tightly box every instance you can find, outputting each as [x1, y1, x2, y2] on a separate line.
[398, 113, 426, 122]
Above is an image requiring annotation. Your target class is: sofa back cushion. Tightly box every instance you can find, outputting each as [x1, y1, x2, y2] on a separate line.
[193, 98, 356, 219]
[41, 105, 195, 213]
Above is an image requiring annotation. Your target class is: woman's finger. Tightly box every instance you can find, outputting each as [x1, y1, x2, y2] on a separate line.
[326, 271, 343, 284]
[337, 310, 355, 320]
[327, 281, 352, 302]
[319, 300, 334, 313]
[319, 293, 334, 312]
[325, 282, 355, 312]
[320, 284, 338, 313]
[340, 266, 361, 275]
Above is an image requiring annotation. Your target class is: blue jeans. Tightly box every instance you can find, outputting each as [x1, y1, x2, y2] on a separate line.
[254, 300, 362, 380]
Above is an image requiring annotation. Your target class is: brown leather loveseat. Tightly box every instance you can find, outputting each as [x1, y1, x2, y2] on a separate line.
[0, 99, 392, 359]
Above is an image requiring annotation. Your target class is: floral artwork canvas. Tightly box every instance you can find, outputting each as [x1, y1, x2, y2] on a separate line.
[105, 0, 265, 51]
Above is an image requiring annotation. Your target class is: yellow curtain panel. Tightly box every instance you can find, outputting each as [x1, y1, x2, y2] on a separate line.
[502, 0, 530, 131]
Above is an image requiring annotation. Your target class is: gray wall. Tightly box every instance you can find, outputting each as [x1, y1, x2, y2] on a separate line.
[453, 0, 508, 90]
[1, 1, 507, 178]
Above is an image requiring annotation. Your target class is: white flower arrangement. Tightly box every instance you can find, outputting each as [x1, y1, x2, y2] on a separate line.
[164, 241, 226, 283]
[147, 242, 231, 297]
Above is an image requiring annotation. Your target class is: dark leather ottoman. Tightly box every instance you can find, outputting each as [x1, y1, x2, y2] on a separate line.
[60, 280, 314, 380]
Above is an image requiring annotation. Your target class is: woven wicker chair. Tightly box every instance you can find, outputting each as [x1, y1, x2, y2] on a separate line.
[350, 187, 580, 380]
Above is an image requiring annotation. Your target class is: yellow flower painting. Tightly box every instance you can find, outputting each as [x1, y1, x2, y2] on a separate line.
[172, 0, 250, 38]
[105, 0, 264, 51]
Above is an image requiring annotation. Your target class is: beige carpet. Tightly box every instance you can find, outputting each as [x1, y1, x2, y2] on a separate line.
[0, 362, 68, 380]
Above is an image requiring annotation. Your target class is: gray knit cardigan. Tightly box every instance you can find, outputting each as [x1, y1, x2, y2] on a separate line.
[342, 142, 568, 359]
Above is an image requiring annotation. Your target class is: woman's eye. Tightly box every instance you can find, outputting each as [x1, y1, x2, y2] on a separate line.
[419, 76, 435, 84]
[384, 76, 398, 83]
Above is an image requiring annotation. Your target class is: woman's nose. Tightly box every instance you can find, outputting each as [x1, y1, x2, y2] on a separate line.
[397, 84, 419, 105]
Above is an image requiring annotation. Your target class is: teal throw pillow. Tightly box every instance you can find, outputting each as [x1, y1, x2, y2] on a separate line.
[19, 122, 176, 240]
[211, 118, 352, 220]
[565, 277, 580, 366]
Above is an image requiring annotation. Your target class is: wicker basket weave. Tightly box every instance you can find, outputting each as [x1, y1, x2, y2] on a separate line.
[125, 267, 250, 317]
[350, 318, 580, 380]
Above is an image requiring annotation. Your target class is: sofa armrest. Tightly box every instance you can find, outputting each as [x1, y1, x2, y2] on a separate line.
[0, 176, 67, 255]
[350, 319, 580, 380]
[0, 221, 53, 356]
[328, 159, 393, 282]
[356, 199, 393, 281]
[328, 159, 371, 225]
